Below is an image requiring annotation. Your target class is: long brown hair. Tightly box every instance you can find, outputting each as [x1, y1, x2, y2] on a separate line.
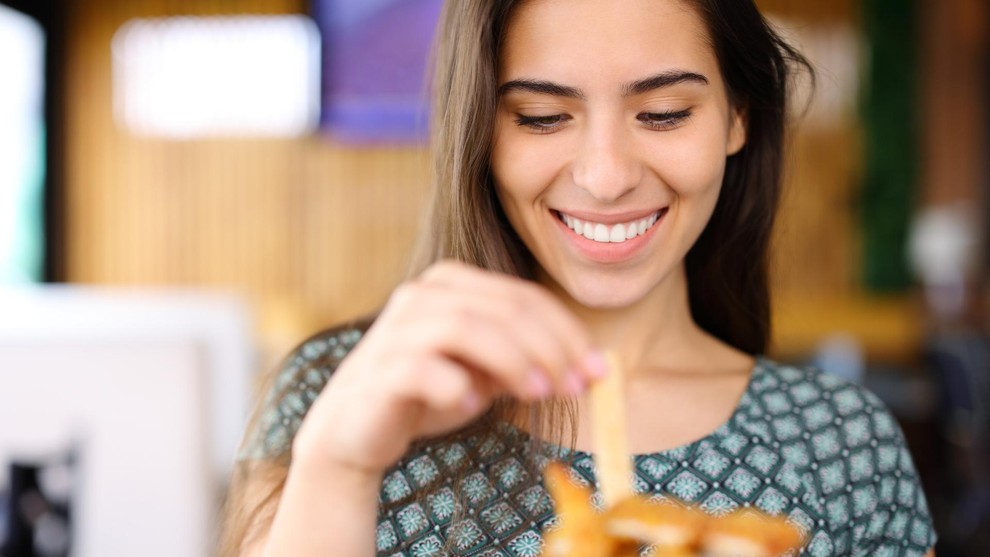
[219, 1, 811, 555]
[413, 0, 811, 352]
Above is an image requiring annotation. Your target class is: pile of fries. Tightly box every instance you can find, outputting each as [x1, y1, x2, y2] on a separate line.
[539, 353, 805, 557]
[542, 462, 805, 557]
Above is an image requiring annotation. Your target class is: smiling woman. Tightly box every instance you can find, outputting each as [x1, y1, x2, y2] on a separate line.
[220, 1, 938, 556]
[492, 0, 746, 313]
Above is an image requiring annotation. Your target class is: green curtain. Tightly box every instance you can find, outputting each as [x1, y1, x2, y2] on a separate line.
[860, 0, 918, 292]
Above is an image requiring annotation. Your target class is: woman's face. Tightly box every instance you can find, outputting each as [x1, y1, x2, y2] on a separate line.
[491, 0, 746, 309]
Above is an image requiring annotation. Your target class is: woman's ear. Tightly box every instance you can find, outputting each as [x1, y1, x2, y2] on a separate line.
[726, 106, 748, 156]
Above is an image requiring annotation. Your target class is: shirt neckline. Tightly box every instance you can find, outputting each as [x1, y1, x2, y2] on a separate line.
[500, 355, 769, 460]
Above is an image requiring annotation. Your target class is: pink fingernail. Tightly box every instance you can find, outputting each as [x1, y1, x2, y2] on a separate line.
[564, 371, 585, 395]
[528, 370, 552, 398]
[462, 391, 481, 413]
[584, 351, 608, 379]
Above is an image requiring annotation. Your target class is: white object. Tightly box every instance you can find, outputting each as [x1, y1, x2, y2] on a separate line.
[0, 286, 255, 557]
[112, 15, 321, 138]
[908, 203, 980, 285]
[908, 203, 981, 318]
[813, 333, 865, 385]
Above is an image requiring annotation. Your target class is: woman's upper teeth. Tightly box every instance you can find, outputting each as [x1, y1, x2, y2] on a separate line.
[561, 212, 659, 243]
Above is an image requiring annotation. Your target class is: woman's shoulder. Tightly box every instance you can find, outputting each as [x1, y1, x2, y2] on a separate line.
[747, 357, 894, 421]
[276, 319, 370, 380]
[739, 357, 911, 471]
[237, 316, 375, 461]
[736, 358, 937, 555]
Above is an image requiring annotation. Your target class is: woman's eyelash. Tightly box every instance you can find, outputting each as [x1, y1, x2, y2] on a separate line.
[637, 109, 692, 130]
[514, 114, 570, 133]
[513, 110, 692, 133]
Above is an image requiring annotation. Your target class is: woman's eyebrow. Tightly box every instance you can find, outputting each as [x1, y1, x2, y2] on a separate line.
[497, 70, 708, 99]
[623, 70, 709, 96]
[498, 79, 585, 100]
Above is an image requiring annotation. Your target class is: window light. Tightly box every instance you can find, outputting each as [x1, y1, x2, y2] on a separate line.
[112, 15, 321, 139]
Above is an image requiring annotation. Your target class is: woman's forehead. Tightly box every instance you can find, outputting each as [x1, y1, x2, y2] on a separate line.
[499, 0, 718, 87]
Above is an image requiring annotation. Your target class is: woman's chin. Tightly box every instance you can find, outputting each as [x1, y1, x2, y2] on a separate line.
[562, 281, 650, 311]
[535, 262, 671, 311]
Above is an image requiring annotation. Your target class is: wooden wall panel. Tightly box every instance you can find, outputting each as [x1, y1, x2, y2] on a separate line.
[920, 0, 988, 206]
[63, 0, 432, 365]
[62, 0, 944, 365]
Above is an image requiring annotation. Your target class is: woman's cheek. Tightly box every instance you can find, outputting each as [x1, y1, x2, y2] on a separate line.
[495, 140, 567, 201]
[654, 131, 730, 196]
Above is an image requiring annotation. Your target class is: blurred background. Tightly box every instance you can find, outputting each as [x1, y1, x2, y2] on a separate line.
[0, 0, 986, 555]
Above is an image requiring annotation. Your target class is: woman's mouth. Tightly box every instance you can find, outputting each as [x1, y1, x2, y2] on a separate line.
[554, 209, 668, 244]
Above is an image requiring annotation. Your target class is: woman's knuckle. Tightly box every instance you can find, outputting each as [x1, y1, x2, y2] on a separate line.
[541, 348, 569, 371]
[439, 382, 469, 410]
[385, 357, 417, 386]
[428, 308, 469, 345]
[502, 296, 528, 321]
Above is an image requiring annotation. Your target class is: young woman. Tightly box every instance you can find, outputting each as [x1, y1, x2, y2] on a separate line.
[221, 1, 938, 556]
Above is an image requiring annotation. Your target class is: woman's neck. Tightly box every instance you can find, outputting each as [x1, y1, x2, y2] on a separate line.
[538, 264, 718, 377]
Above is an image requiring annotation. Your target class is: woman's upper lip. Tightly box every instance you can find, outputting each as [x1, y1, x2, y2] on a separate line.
[553, 207, 666, 225]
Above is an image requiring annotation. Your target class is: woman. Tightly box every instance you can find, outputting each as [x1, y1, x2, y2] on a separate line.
[221, 1, 938, 556]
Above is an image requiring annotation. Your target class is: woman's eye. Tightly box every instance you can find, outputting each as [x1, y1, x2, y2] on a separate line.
[638, 109, 692, 130]
[514, 114, 570, 133]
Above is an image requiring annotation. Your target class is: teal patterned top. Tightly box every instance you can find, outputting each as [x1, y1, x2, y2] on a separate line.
[241, 326, 938, 557]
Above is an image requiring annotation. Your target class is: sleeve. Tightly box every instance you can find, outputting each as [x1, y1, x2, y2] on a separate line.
[236, 325, 366, 461]
[846, 388, 938, 557]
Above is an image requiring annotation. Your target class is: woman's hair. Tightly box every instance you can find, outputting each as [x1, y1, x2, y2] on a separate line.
[220, 1, 811, 555]
[413, 0, 811, 355]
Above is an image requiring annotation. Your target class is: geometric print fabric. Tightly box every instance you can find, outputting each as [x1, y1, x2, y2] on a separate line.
[242, 327, 938, 557]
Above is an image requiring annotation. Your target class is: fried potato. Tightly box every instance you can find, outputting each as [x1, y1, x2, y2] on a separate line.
[543, 462, 617, 557]
[605, 496, 704, 551]
[540, 463, 806, 557]
[701, 510, 805, 557]
[541, 352, 805, 556]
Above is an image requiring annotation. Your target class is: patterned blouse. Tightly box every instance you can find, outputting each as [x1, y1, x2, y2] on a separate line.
[240, 326, 938, 557]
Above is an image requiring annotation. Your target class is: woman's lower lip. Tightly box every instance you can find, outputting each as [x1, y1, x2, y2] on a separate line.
[553, 211, 664, 263]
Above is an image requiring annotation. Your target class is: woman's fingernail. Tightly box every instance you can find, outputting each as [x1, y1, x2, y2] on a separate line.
[528, 369, 552, 398]
[584, 351, 608, 379]
[564, 371, 585, 395]
[462, 391, 481, 413]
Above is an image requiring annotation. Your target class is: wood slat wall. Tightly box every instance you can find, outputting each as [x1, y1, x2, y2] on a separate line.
[63, 0, 432, 364]
[63, 0, 965, 365]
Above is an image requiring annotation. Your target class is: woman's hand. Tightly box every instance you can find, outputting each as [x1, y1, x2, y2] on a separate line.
[291, 260, 606, 476]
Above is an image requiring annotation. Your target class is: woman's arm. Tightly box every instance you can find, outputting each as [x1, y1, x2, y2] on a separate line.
[260, 456, 382, 557]
[223, 451, 382, 557]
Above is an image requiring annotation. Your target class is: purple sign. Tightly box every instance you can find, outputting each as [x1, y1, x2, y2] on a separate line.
[315, 0, 444, 143]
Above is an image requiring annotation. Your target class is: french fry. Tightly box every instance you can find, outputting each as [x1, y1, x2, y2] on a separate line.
[605, 496, 704, 551]
[590, 351, 634, 507]
[701, 510, 805, 557]
[542, 463, 617, 557]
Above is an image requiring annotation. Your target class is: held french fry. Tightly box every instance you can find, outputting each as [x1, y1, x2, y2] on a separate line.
[589, 351, 634, 507]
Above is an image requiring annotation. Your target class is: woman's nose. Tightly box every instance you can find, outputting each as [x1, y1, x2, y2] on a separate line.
[571, 118, 642, 203]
